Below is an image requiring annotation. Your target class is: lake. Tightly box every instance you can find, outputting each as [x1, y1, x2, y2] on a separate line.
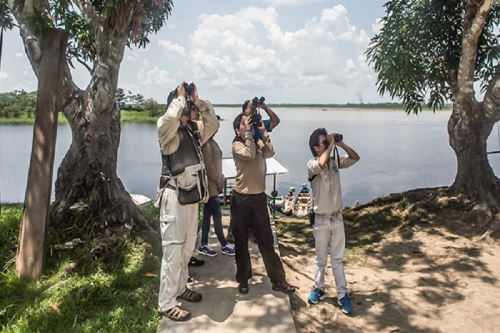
[1, 108, 499, 206]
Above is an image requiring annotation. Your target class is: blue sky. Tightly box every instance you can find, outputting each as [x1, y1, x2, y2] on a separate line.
[1, 0, 390, 104]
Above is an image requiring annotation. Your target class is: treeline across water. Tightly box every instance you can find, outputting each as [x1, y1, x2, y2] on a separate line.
[0, 90, 452, 124]
[0, 89, 164, 124]
[214, 102, 452, 109]
[0, 89, 164, 121]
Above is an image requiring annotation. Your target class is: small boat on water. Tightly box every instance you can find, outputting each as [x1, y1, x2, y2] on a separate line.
[293, 184, 312, 217]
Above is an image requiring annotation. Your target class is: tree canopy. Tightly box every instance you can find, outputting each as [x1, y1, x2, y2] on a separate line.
[366, 0, 499, 113]
[2, 0, 173, 72]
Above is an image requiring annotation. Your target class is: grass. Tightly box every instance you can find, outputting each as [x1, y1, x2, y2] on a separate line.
[120, 111, 158, 123]
[0, 203, 162, 333]
[0, 114, 69, 125]
[0, 111, 159, 125]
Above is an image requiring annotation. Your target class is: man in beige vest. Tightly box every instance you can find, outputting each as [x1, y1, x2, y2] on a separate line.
[156, 82, 218, 321]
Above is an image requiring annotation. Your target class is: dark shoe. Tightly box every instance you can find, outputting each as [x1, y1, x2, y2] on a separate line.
[188, 256, 205, 267]
[238, 281, 249, 294]
[159, 306, 191, 321]
[199, 245, 218, 257]
[221, 244, 235, 256]
[272, 281, 296, 294]
[177, 288, 202, 302]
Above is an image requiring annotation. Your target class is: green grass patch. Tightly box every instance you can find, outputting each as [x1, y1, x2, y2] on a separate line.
[0, 204, 162, 333]
[120, 111, 158, 123]
[0, 111, 159, 125]
[0, 114, 68, 125]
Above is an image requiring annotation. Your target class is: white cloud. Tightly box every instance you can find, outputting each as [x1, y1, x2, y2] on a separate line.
[137, 66, 175, 88]
[158, 40, 186, 56]
[0, 71, 8, 80]
[184, 4, 376, 102]
[125, 49, 151, 68]
[264, 0, 324, 6]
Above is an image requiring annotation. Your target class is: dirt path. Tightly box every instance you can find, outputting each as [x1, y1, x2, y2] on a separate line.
[158, 216, 296, 333]
[277, 217, 500, 333]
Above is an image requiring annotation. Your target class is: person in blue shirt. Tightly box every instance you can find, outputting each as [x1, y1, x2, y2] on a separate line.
[241, 98, 280, 135]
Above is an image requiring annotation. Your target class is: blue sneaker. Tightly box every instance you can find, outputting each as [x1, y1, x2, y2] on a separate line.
[307, 288, 325, 305]
[221, 245, 235, 256]
[338, 293, 352, 315]
[198, 245, 217, 257]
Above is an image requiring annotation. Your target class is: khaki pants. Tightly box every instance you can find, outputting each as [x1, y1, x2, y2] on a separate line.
[158, 188, 199, 311]
[312, 212, 348, 300]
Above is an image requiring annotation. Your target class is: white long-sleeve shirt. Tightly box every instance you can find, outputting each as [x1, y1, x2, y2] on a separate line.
[157, 96, 219, 155]
[307, 155, 357, 215]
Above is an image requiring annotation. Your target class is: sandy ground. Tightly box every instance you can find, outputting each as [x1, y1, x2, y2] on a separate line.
[276, 218, 500, 333]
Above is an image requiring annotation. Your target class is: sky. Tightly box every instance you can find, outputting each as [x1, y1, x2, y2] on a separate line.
[0, 0, 390, 104]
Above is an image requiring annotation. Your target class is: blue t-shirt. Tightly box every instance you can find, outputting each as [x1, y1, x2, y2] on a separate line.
[254, 119, 273, 140]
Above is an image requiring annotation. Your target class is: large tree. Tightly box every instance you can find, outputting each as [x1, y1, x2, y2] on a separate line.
[367, 0, 499, 207]
[3, 0, 173, 238]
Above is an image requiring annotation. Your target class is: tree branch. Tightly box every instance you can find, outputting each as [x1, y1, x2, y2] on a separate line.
[74, 56, 94, 74]
[457, 0, 493, 100]
[71, 0, 101, 29]
[483, 69, 500, 121]
[8, 0, 81, 111]
[9, 0, 43, 77]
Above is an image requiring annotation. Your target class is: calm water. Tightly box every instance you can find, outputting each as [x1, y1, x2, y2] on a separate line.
[1, 108, 499, 205]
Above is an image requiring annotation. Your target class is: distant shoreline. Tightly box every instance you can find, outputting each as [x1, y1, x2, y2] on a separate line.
[0, 105, 452, 125]
[213, 103, 453, 110]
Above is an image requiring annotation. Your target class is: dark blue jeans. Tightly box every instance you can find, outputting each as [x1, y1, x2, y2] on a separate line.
[201, 196, 227, 247]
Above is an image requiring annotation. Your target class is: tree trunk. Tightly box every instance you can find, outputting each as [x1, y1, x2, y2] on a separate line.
[16, 29, 67, 280]
[49, 36, 152, 240]
[448, 102, 500, 207]
[9, 0, 153, 248]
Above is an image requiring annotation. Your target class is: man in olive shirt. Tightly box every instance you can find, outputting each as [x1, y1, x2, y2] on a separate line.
[230, 107, 295, 295]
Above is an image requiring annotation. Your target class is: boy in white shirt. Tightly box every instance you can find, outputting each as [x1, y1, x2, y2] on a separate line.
[306, 128, 360, 315]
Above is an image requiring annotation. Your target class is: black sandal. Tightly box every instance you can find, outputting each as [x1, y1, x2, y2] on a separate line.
[159, 306, 191, 321]
[177, 288, 202, 302]
[188, 257, 205, 267]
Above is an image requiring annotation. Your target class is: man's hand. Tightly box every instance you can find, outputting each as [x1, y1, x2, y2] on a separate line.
[327, 133, 335, 145]
[244, 116, 253, 131]
[258, 120, 267, 134]
[176, 82, 187, 98]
